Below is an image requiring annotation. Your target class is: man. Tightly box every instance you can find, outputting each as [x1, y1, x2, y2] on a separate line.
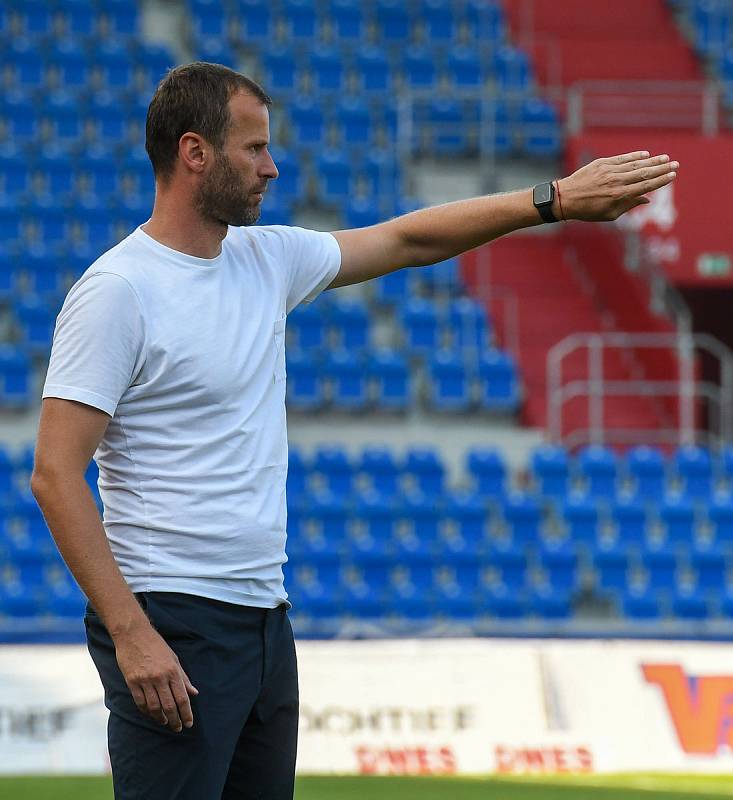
[31, 62, 677, 799]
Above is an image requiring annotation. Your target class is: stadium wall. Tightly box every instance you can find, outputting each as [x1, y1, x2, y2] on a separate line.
[4, 639, 733, 776]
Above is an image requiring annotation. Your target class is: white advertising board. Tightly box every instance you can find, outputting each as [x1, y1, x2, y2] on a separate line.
[2, 638, 733, 775]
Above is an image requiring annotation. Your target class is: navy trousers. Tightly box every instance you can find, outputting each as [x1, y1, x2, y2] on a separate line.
[85, 591, 299, 799]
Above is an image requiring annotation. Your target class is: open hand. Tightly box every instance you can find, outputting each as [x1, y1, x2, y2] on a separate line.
[558, 151, 678, 222]
[114, 624, 199, 733]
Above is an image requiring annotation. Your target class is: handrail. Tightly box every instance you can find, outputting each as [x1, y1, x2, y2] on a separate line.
[547, 332, 733, 448]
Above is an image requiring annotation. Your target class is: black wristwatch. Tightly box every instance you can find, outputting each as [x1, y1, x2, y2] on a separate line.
[533, 181, 558, 224]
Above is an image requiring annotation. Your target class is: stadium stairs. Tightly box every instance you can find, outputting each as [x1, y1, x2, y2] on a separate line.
[461, 228, 677, 438]
[504, 0, 702, 89]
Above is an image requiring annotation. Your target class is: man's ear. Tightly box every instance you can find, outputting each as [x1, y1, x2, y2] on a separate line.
[178, 132, 207, 174]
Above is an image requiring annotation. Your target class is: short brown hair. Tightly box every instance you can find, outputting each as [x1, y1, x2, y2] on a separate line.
[145, 62, 272, 181]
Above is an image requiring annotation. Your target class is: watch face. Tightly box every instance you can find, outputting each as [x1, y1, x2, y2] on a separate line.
[534, 183, 552, 205]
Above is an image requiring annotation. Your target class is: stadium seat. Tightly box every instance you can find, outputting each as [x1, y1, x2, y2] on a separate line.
[484, 586, 526, 619]
[428, 350, 472, 412]
[447, 46, 485, 89]
[309, 491, 349, 540]
[404, 449, 445, 496]
[671, 589, 709, 621]
[331, 0, 363, 40]
[492, 46, 531, 92]
[357, 48, 392, 93]
[285, 350, 323, 410]
[448, 298, 489, 351]
[355, 489, 399, 542]
[290, 97, 325, 144]
[375, 0, 410, 41]
[335, 96, 373, 148]
[236, 0, 273, 45]
[594, 542, 630, 591]
[427, 98, 469, 155]
[577, 444, 618, 498]
[539, 541, 579, 592]
[287, 447, 308, 502]
[622, 588, 661, 620]
[23, 249, 67, 301]
[401, 298, 441, 353]
[310, 47, 344, 94]
[488, 541, 528, 587]
[626, 445, 667, 498]
[611, 494, 648, 546]
[659, 493, 696, 545]
[288, 303, 326, 350]
[359, 447, 401, 497]
[709, 492, 733, 547]
[502, 492, 541, 545]
[325, 349, 368, 410]
[13, 298, 56, 357]
[263, 48, 297, 94]
[690, 543, 727, 593]
[521, 98, 562, 158]
[423, 0, 456, 43]
[477, 350, 519, 411]
[641, 543, 678, 592]
[674, 445, 714, 499]
[466, 448, 506, 497]
[189, 0, 228, 39]
[444, 490, 487, 545]
[312, 445, 353, 495]
[562, 493, 599, 545]
[530, 444, 570, 499]
[317, 148, 353, 201]
[368, 350, 410, 411]
[529, 588, 572, 620]
[402, 46, 437, 90]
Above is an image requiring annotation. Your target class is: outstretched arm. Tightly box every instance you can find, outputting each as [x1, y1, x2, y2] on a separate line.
[329, 151, 678, 288]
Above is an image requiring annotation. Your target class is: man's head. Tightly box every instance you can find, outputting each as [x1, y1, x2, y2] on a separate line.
[145, 62, 278, 227]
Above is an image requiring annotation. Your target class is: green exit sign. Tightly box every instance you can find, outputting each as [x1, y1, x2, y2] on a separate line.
[697, 253, 732, 277]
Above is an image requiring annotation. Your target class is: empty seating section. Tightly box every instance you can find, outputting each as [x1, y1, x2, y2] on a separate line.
[4, 441, 733, 625]
[284, 278, 520, 413]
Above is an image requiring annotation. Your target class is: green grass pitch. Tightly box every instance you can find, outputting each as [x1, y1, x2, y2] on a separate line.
[1, 774, 733, 800]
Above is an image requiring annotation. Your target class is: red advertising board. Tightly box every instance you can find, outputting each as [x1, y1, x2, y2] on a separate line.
[566, 133, 733, 287]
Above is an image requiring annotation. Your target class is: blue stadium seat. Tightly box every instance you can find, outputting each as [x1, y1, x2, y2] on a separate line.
[14, 297, 56, 357]
[368, 349, 410, 411]
[562, 493, 599, 545]
[404, 449, 445, 496]
[467, 448, 506, 497]
[0, 347, 32, 407]
[611, 494, 648, 546]
[4, 39, 45, 90]
[263, 48, 297, 93]
[477, 350, 519, 411]
[374, 268, 410, 305]
[36, 149, 75, 196]
[283, 0, 318, 39]
[465, 0, 504, 40]
[330, 298, 369, 350]
[403, 47, 437, 90]
[492, 46, 531, 92]
[290, 97, 324, 144]
[23, 249, 66, 300]
[709, 492, 733, 547]
[236, 0, 273, 44]
[317, 148, 352, 201]
[448, 297, 489, 350]
[0, 92, 39, 143]
[345, 535, 392, 590]
[529, 588, 572, 620]
[335, 97, 373, 148]
[0, 149, 30, 198]
[434, 585, 479, 622]
[428, 350, 471, 412]
[375, 0, 410, 40]
[448, 46, 484, 89]
[0, 207, 21, 244]
[310, 47, 344, 93]
[78, 150, 120, 195]
[74, 202, 116, 248]
[393, 532, 435, 588]
[312, 445, 353, 495]
[415, 257, 463, 295]
[484, 586, 526, 619]
[488, 541, 527, 587]
[189, 0, 228, 39]
[675, 445, 714, 499]
[96, 45, 134, 89]
[359, 447, 401, 497]
[268, 148, 301, 199]
[49, 582, 87, 618]
[285, 350, 323, 410]
[0, 584, 44, 618]
[309, 491, 349, 540]
[288, 303, 326, 350]
[355, 489, 398, 542]
[362, 149, 401, 196]
[690, 543, 727, 592]
[135, 44, 176, 90]
[58, 0, 96, 38]
[659, 493, 695, 545]
[530, 444, 570, 499]
[577, 444, 618, 498]
[521, 98, 562, 158]
[641, 543, 678, 592]
[339, 581, 385, 620]
[502, 491, 541, 545]
[49, 46, 91, 91]
[402, 298, 441, 354]
[622, 588, 661, 620]
[423, 0, 455, 42]
[195, 36, 237, 67]
[672, 589, 709, 621]
[0, 249, 19, 303]
[326, 349, 368, 410]
[331, 0, 364, 39]
[540, 541, 579, 592]
[626, 445, 666, 498]
[444, 490, 487, 545]
[427, 98, 468, 155]
[287, 447, 308, 502]
[594, 542, 630, 591]
[693, 0, 731, 57]
[357, 48, 392, 93]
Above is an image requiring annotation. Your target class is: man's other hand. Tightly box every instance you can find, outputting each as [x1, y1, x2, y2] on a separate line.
[114, 625, 199, 733]
[558, 151, 678, 222]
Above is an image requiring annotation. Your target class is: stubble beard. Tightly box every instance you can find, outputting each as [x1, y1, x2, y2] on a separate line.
[195, 149, 262, 228]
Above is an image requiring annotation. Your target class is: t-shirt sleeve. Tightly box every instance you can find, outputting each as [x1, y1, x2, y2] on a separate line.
[42, 272, 146, 417]
[276, 226, 342, 313]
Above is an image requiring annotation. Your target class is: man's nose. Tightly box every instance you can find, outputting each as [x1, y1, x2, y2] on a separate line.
[261, 149, 278, 180]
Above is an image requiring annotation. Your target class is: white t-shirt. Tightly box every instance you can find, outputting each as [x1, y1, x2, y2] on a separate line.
[42, 224, 342, 608]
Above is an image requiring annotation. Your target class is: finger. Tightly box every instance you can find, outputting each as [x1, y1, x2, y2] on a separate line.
[602, 151, 650, 165]
[626, 171, 676, 196]
[129, 684, 148, 715]
[615, 153, 672, 173]
[170, 675, 195, 729]
[181, 669, 199, 697]
[156, 682, 183, 733]
[622, 161, 679, 185]
[142, 683, 167, 726]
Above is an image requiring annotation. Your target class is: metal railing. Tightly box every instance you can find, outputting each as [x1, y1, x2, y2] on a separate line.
[547, 332, 733, 450]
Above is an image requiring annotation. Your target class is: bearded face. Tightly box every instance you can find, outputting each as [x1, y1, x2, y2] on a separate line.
[194, 147, 265, 228]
